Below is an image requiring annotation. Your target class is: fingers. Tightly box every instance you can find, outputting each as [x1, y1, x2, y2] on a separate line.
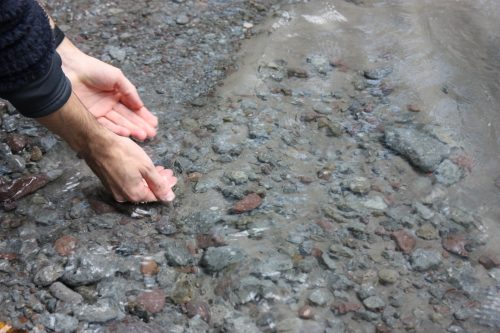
[105, 110, 148, 141]
[142, 166, 177, 202]
[97, 117, 131, 137]
[114, 71, 144, 110]
[134, 106, 159, 128]
[114, 104, 157, 139]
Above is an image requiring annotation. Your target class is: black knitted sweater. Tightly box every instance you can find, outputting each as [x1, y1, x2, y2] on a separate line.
[0, 0, 54, 92]
[0, 0, 71, 118]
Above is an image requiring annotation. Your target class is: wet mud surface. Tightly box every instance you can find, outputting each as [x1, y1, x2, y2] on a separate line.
[1, 0, 499, 332]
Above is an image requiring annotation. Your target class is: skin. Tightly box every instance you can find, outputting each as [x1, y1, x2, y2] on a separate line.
[33, 5, 177, 203]
[37, 93, 177, 203]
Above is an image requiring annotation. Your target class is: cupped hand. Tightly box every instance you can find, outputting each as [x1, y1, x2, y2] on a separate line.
[84, 133, 177, 203]
[57, 39, 158, 141]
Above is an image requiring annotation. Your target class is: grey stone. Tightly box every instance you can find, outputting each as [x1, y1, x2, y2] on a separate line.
[364, 66, 393, 80]
[225, 170, 248, 185]
[320, 252, 338, 271]
[307, 54, 330, 74]
[276, 317, 304, 333]
[363, 196, 387, 211]
[223, 315, 261, 333]
[34, 264, 64, 287]
[201, 246, 245, 273]
[313, 103, 332, 114]
[363, 296, 386, 311]
[162, 240, 194, 266]
[155, 216, 178, 235]
[378, 269, 399, 284]
[329, 245, 355, 259]
[435, 159, 463, 185]
[108, 46, 126, 61]
[357, 284, 377, 300]
[416, 223, 439, 240]
[185, 316, 210, 333]
[348, 176, 371, 194]
[254, 253, 293, 278]
[413, 202, 434, 220]
[62, 248, 120, 286]
[235, 276, 277, 304]
[308, 289, 332, 306]
[49, 282, 84, 304]
[411, 248, 443, 271]
[74, 298, 123, 323]
[40, 313, 79, 333]
[176, 14, 190, 25]
[385, 126, 450, 172]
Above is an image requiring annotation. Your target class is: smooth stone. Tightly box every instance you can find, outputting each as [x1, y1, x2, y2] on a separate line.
[411, 248, 443, 271]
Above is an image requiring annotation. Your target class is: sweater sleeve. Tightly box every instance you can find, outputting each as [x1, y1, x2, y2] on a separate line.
[0, 0, 71, 118]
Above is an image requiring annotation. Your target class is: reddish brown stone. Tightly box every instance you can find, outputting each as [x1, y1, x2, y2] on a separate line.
[311, 247, 323, 257]
[196, 234, 226, 249]
[407, 104, 421, 112]
[0, 252, 17, 261]
[316, 219, 335, 233]
[137, 289, 166, 314]
[54, 235, 78, 256]
[0, 174, 50, 202]
[141, 260, 159, 276]
[442, 234, 469, 257]
[6, 134, 28, 154]
[232, 193, 262, 213]
[478, 254, 500, 270]
[187, 172, 203, 182]
[333, 302, 361, 315]
[89, 199, 116, 215]
[298, 305, 314, 319]
[391, 230, 416, 254]
[375, 323, 393, 333]
[183, 301, 211, 322]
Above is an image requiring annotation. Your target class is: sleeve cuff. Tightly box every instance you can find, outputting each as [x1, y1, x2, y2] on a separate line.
[0, 52, 72, 118]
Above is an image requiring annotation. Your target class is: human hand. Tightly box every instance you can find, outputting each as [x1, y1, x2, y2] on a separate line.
[84, 134, 177, 202]
[57, 38, 158, 141]
[37, 93, 177, 203]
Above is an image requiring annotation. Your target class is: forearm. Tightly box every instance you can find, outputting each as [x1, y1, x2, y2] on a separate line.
[36, 92, 110, 156]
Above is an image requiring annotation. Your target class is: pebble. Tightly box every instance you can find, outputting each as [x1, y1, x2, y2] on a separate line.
[0, 174, 50, 202]
[364, 66, 393, 80]
[232, 193, 262, 213]
[378, 269, 399, 284]
[30, 145, 43, 161]
[391, 230, 416, 254]
[137, 289, 166, 313]
[49, 282, 84, 304]
[74, 298, 122, 323]
[363, 196, 388, 211]
[308, 289, 332, 306]
[40, 313, 79, 333]
[348, 176, 371, 194]
[226, 170, 248, 184]
[184, 301, 211, 322]
[411, 248, 443, 271]
[200, 246, 245, 273]
[435, 159, 463, 185]
[384, 126, 450, 172]
[333, 302, 362, 315]
[54, 235, 78, 256]
[163, 240, 194, 266]
[287, 67, 308, 78]
[141, 260, 159, 276]
[176, 14, 190, 25]
[155, 216, 178, 235]
[442, 234, 469, 257]
[478, 254, 500, 269]
[34, 264, 65, 287]
[298, 305, 314, 319]
[363, 296, 386, 311]
[108, 46, 126, 61]
[5, 133, 27, 153]
[416, 223, 439, 240]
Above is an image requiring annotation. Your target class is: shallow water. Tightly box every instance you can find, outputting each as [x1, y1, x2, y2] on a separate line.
[223, 0, 500, 252]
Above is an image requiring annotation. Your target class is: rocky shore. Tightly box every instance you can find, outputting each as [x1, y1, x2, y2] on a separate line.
[0, 0, 498, 332]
